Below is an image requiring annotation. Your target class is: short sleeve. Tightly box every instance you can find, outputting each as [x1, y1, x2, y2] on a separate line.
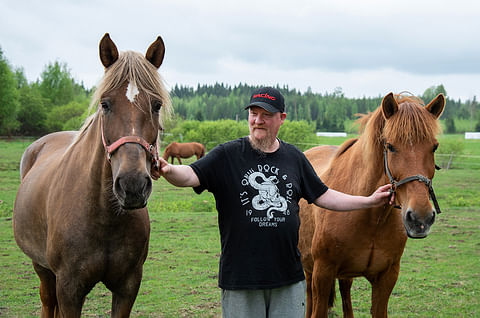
[190, 144, 225, 194]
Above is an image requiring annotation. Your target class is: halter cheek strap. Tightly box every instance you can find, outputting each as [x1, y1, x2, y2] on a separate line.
[100, 116, 160, 177]
[383, 143, 442, 214]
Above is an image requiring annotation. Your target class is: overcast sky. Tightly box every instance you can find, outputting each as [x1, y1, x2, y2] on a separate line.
[1, 0, 479, 101]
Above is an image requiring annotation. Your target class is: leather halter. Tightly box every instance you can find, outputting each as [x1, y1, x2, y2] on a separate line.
[383, 143, 442, 214]
[100, 116, 160, 172]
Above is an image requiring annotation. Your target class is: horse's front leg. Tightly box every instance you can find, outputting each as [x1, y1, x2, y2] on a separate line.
[368, 263, 400, 318]
[339, 278, 353, 318]
[305, 270, 313, 317]
[311, 261, 336, 317]
[32, 262, 58, 318]
[109, 268, 143, 318]
[55, 273, 92, 318]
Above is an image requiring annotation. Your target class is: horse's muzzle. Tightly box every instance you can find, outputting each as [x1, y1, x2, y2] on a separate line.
[403, 209, 436, 239]
[114, 173, 152, 210]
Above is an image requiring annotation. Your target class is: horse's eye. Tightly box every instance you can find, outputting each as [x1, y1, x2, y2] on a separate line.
[101, 100, 111, 112]
[152, 100, 162, 113]
[433, 144, 439, 153]
[387, 143, 396, 153]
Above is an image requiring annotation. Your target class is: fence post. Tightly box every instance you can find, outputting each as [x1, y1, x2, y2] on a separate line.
[446, 153, 454, 170]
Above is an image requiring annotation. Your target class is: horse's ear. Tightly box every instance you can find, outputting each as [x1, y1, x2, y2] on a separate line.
[99, 33, 119, 68]
[145, 36, 165, 69]
[425, 93, 445, 119]
[381, 92, 398, 119]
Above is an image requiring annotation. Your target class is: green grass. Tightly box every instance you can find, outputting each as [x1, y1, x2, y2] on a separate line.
[1, 135, 479, 317]
[326, 207, 480, 317]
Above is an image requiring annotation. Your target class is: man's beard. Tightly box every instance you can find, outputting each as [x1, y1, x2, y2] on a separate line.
[249, 129, 275, 154]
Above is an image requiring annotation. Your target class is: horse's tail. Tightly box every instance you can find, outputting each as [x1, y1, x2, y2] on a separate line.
[200, 144, 205, 158]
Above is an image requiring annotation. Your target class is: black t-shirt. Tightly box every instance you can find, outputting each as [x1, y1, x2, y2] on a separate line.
[190, 137, 328, 290]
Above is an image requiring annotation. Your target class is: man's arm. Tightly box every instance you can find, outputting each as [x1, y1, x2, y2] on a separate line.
[313, 184, 393, 211]
[153, 157, 200, 187]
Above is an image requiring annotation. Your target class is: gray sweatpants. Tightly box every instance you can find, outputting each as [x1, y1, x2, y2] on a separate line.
[221, 280, 306, 318]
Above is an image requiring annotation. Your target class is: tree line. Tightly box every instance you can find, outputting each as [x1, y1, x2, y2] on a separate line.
[1, 46, 479, 137]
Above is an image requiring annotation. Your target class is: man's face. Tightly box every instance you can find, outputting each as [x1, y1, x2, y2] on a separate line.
[248, 106, 286, 149]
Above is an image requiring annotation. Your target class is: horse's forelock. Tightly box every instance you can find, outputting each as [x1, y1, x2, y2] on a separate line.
[359, 95, 440, 152]
[383, 97, 441, 145]
[84, 51, 172, 131]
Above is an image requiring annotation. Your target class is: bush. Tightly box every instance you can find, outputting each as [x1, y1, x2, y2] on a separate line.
[436, 138, 464, 169]
[160, 119, 318, 151]
[278, 120, 317, 151]
[45, 100, 89, 132]
[161, 120, 249, 150]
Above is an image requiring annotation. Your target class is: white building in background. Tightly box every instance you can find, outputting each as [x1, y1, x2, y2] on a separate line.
[316, 132, 347, 137]
[465, 132, 480, 139]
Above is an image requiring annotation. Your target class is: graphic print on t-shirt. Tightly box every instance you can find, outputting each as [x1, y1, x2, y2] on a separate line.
[239, 164, 293, 228]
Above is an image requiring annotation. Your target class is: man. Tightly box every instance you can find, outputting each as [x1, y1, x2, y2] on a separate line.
[155, 87, 393, 317]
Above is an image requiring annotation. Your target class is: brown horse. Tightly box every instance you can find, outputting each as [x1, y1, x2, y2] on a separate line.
[13, 33, 171, 317]
[162, 141, 205, 164]
[298, 93, 445, 317]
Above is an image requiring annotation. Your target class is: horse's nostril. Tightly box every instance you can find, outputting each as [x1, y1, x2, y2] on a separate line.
[114, 177, 125, 197]
[143, 176, 152, 195]
[406, 210, 415, 223]
[428, 211, 436, 226]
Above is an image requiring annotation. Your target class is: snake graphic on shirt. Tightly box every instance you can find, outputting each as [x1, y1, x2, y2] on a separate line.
[248, 171, 288, 220]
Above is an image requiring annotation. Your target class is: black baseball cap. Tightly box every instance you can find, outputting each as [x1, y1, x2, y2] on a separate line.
[245, 87, 285, 113]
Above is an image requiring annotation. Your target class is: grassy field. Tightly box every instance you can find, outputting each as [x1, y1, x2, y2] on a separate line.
[0, 135, 479, 317]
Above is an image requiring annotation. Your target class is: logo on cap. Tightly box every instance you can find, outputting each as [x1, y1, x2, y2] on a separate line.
[252, 93, 276, 101]
[245, 87, 285, 113]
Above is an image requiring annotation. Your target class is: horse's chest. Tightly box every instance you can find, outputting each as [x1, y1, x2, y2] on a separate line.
[320, 220, 406, 276]
[48, 216, 149, 275]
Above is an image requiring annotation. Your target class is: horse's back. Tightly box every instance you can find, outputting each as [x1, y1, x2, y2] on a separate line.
[304, 145, 339, 176]
[20, 131, 77, 179]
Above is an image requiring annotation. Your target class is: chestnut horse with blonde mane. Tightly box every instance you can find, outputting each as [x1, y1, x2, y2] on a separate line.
[13, 33, 171, 317]
[162, 141, 205, 164]
[298, 93, 445, 317]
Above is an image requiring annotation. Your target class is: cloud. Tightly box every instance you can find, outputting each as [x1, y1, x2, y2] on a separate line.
[1, 0, 479, 100]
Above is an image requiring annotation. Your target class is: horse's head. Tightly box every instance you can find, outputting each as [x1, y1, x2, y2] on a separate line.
[93, 33, 171, 210]
[381, 93, 445, 238]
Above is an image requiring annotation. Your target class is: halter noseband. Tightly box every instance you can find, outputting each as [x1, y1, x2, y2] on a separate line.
[383, 142, 441, 214]
[100, 116, 160, 175]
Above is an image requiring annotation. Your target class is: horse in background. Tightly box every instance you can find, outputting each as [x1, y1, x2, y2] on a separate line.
[13, 33, 172, 317]
[163, 141, 205, 164]
[298, 93, 445, 317]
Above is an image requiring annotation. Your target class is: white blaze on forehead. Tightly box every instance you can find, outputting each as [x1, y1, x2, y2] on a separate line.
[126, 82, 139, 102]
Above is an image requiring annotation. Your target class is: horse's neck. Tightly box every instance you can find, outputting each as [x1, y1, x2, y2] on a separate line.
[66, 116, 113, 189]
[357, 138, 385, 191]
[327, 139, 385, 195]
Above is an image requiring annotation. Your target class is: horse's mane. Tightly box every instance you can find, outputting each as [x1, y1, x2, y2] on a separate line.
[357, 95, 442, 154]
[75, 51, 172, 141]
[327, 94, 442, 192]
